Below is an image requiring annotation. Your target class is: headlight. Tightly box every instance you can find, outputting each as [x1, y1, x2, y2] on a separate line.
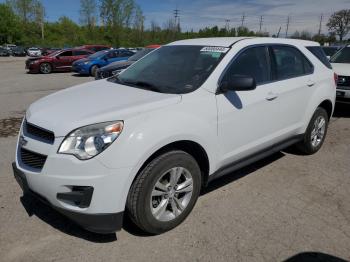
[58, 121, 124, 160]
[84, 61, 90, 65]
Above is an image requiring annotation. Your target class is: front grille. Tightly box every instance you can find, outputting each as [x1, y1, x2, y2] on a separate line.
[24, 121, 55, 144]
[337, 75, 350, 89]
[20, 148, 47, 170]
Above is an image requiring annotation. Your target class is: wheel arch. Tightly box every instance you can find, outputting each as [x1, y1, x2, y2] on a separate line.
[318, 99, 333, 120]
[132, 140, 210, 190]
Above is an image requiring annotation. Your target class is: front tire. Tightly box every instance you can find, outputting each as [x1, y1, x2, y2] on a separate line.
[90, 65, 98, 77]
[126, 150, 201, 234]
[296, 107, 329, 155]
[39, 62, 52, 74]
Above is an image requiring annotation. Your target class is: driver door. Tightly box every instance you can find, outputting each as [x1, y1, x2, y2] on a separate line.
[216, 46, 283, 166]
[55, 50, 73, 69]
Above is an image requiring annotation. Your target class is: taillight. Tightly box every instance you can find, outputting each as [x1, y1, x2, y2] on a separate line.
[334, 73, 338, 86]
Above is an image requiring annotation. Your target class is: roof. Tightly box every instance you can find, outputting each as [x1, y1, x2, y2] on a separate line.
[167, 37, 319, 47]
[167, 37, 250, 47]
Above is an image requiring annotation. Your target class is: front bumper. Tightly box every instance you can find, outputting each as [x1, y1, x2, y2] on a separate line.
[72, 64, 90, 75]
[336, 87, 350, 102]
[13, 162, 124, 234]
[13, 121, 136, 233]
[25, 62, 40, 73]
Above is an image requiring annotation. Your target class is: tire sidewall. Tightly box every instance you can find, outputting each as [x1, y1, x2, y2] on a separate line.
[136, 152, 201, 234]
[90, 65, 98, 77]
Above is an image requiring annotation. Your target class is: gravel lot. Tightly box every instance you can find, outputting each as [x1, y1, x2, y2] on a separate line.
[0, 57, 349, 262]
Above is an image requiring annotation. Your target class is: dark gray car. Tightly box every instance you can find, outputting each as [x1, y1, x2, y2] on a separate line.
[95, 48, 157, 80]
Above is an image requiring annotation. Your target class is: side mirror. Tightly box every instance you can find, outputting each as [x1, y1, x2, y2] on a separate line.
[219, 75, 256, 93]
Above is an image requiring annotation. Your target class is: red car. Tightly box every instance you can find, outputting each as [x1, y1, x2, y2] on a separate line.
[25, 48, 94, 74]
[76, 45, 111, 52]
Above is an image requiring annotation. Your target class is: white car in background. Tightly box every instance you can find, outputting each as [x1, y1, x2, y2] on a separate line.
[330, 45, 350, 103]
[27, 47, 42, 57]
[13, 37, 336, 235]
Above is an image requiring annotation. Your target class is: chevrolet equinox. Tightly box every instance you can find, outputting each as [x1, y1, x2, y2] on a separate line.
[13, 37, 336, 234]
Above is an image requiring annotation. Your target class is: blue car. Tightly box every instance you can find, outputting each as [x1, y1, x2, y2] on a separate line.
[72, 49, 134, 76]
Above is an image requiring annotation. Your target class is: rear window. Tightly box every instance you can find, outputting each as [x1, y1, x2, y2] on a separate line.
[307, 46, 332, 69]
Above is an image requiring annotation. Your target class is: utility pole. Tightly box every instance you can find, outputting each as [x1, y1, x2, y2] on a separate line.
[173, 8, 180, 28]
[259, 16, 263, 32]
[318, 14, 323, 35]
[285, 16, 290, 38]
[40, 5, 44, 40]
[225, 19, 230, 34]
[241, 13, 245, 27]
[277, 26, 281, 38]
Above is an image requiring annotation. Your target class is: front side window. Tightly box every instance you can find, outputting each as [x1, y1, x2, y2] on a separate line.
[330, 47, 350, 63]
[58, 51, 72, 57]
[113, 45, 227, 94]
[106, 51, 118, 59]
[270, 46, 313, 80]
[222, 46, 270, 85]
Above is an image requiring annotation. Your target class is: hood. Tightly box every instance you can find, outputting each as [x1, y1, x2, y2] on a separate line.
[26, 56, 46, 62]
[331, 63, 350, 76]
[101, 60, 134, 72]
[26, 80, 182, 136]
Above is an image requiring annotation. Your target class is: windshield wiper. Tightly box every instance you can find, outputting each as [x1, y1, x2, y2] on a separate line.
[123, 80, 162, 93]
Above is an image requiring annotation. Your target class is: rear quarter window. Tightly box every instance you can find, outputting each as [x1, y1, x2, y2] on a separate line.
[306, 46, 332, 69]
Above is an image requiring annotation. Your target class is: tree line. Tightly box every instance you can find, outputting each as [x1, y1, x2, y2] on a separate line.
[0, 0, 349, 47]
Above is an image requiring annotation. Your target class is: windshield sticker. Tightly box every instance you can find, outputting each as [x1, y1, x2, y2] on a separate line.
[200, 46, 229, 53]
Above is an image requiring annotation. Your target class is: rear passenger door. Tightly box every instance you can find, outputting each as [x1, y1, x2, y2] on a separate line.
[268, 45, 315, 133]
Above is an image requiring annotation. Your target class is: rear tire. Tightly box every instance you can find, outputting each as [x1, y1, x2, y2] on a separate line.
[296, 107, 329, 155]
[126, 150, 201, 235]
[39, 62, 52, 74]
[90, 65, 98, 77]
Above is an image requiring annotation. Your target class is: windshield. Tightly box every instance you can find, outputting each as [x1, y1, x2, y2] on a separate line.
[128, 48, 154, 61]
[48, 51, 60, 56]
[89, 50, 109, 59]
[330, 47, 350, 63]
[323, 47, 339, 57]
[112, 45, 227, 94]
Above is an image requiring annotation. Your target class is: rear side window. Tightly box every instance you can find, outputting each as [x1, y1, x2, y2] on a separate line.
[270, 45, 313, 80]
[307, 46, 332, 69]
[74, 50, 90, 56]
[223, 46, 270, 85]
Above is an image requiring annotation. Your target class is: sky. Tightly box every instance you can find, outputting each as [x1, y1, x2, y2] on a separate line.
[2, 0, 350, 36]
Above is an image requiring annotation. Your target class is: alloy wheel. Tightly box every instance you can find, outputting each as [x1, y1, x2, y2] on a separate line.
[310, 115, 326, 148]
[150, 167, 193, 222]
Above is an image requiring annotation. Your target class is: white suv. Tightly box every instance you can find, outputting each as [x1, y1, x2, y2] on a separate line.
[13, 37, 336, 234]
[330, 45, 350, 102]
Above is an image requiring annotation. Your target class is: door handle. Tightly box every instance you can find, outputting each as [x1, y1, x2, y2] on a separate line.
[307, 80, 315, 87]
[266, 92, 278, 101]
